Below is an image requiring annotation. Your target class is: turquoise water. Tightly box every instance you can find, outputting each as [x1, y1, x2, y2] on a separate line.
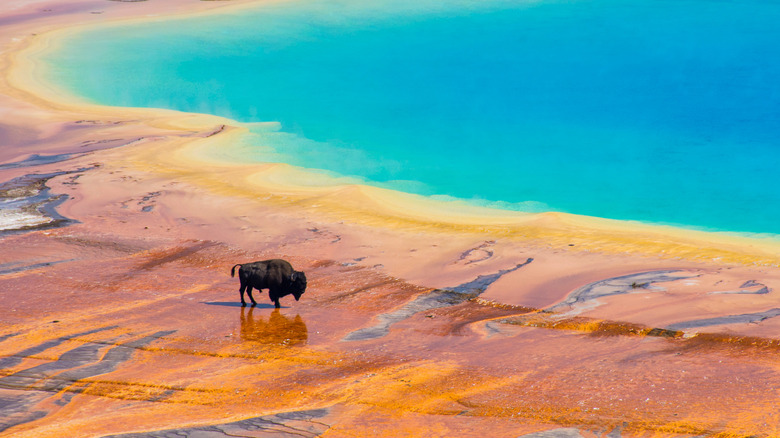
[44, 0, 780, 234]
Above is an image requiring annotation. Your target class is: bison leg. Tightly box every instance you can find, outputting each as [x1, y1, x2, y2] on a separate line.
[246, 286, 258, 306]
[239, 280, 247, 306]
[239, 280, 258, 307]
[269, 289, 282, 308]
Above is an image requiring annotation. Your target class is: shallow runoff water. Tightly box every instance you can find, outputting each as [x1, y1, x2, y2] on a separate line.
[43, 0, 780, 235]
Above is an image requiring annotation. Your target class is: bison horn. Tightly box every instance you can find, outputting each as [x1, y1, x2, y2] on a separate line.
[291, 272, 298, 282]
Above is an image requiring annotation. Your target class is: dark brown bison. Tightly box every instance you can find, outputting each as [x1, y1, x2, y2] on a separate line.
[230, 259, 307, 308]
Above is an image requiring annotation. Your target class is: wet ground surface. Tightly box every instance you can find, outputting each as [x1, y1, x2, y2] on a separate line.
[0, 167, 91, 235]
[2, 226, 780, 437]
[100, 409, 332, 438]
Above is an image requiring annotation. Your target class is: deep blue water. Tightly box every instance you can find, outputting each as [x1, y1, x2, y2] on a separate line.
[43, 0, 780, 234]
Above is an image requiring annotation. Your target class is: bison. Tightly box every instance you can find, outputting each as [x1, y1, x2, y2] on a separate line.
[230, 259, 307, 308]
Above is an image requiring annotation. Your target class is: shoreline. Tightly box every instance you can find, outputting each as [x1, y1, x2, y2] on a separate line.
[10, 19, 780, 268]
[2, 1, 780, 436]
[31, 0, 780, 245]
[6, 0, 780, 268]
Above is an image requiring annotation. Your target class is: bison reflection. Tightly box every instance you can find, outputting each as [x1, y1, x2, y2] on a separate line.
[240, 307, 308, 346]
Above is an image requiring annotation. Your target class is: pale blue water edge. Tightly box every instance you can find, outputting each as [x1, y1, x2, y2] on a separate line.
[43, 0, 780, 236]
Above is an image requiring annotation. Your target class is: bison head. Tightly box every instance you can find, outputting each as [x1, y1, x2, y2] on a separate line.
[290, 271, 307, 301]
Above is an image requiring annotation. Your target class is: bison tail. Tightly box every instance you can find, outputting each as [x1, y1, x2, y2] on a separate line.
[231, 264, 242, 277]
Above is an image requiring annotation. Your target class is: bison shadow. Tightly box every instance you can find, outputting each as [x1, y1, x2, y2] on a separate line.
[202, 301, 287, 309]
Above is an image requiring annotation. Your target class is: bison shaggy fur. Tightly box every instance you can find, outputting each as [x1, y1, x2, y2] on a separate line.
[231, 259, 307, 308]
